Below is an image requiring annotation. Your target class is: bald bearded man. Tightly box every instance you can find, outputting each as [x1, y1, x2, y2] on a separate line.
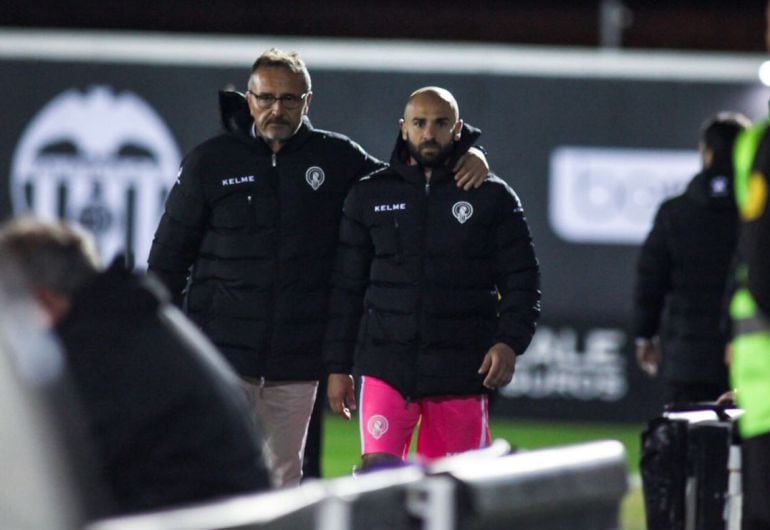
[323, 87, 541, 470]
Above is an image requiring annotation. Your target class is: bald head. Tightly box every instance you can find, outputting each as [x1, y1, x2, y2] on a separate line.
[404, 87, 460, 123]
[400, 86, 463, 170]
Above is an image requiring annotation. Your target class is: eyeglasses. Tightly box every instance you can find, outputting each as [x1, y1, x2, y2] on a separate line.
[247, 90, 309, 110]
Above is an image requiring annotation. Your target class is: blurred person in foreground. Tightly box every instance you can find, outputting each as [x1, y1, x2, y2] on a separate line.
[324, 87, 540, 469]
[633, 112, 750, 404]
[148, 49, 489, 486]
[0, 217, 270, 516]
[729, 4, 770, 522]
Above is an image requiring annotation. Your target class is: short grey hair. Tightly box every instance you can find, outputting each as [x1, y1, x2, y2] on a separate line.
[0, 217, 101, 298]
[248, 48, 312, 92]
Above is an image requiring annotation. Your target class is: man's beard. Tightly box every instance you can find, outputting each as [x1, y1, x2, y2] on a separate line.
[406, 138, 454, 168]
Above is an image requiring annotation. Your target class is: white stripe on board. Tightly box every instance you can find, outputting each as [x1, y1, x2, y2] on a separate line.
[358, 375, 367, 455]
[0, 27, 765, 82]
[480, 395, 488, 448]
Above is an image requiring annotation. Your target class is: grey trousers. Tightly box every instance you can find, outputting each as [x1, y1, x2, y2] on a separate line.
[241, 379, 318, 488]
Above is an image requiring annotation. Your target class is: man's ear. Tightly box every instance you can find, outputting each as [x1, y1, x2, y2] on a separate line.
[399, 118, 407, 140]
[453, 119, 464, 141]
[701, 144, 714, 169]
[245, 90, 258, 119]
[33, 288, 71, 326]
[303, 91, 313, 115]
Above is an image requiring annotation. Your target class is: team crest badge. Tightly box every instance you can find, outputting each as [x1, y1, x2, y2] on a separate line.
[305, 166, 325, 190]
[367, 414, 389, 439]
[452, 201, 474, 224]
[709, 175, 728, 197]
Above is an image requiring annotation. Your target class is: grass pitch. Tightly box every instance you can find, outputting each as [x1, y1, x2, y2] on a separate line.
[320, 414, 647, 529]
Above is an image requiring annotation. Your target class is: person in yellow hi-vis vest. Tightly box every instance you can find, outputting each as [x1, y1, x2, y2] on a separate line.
[731, 116, 770, 529]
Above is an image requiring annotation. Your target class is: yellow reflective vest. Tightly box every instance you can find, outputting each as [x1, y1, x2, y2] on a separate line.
[731, 121, 770, 438]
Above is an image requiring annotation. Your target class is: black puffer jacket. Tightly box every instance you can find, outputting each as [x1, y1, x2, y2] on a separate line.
[148, 92, 383, 380]
[57, 263, 270, 514]
[633, 169, 738, 385]
[324, 125, 540, 398]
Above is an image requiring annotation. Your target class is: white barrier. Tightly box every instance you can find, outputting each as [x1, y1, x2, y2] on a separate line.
[87, 483, 328, 530]
[85, 439, 628, 530]
[443, 440, 628, 530]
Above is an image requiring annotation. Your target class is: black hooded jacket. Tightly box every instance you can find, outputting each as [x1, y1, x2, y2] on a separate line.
[56, 263, 270, 514]
[323, 125, 540, 398]
[633, 169, 738, 386]
[148, 92, 384, 380]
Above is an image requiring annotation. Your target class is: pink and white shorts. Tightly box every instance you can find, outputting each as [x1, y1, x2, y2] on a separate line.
[359, 375, 490, 463]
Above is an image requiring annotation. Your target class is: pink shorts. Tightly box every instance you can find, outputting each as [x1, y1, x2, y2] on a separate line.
[359, 375, 490, 463]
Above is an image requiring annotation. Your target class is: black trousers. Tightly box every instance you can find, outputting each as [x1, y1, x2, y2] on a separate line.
[743, 431, 770, 530]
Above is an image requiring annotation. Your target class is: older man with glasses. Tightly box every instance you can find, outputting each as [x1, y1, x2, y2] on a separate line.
[148, 48, 490, 487]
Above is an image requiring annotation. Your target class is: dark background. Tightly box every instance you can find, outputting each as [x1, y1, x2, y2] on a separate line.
[2, 0, 769, 52]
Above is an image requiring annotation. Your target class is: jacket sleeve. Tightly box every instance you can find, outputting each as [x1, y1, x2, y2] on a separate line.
[632, 204, 672, 338]
[493, 186, 541, 355]
[323, 186, 373, 374]
[348, 140, 387, 186]
[147, 154, 209, 306]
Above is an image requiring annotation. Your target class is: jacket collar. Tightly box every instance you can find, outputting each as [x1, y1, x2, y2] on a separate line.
[388, 122, 482, 186]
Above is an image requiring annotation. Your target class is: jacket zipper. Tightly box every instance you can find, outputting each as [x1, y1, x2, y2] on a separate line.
[263, 151, 280, 379]
[408, 179, 431, 400]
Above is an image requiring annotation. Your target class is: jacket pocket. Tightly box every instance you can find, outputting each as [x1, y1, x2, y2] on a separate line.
[210, 193, 254, 229]
[186, 281, 215, 325]
[365, 308, 418, 346]
[371, 216, 402, 262]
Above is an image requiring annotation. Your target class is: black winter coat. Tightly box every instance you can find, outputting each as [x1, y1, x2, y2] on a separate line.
[56, 264, 270, 515]
[148, 93, 383, 380]
[324, 126, 540, 398]
[633, 169, 737, 385]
